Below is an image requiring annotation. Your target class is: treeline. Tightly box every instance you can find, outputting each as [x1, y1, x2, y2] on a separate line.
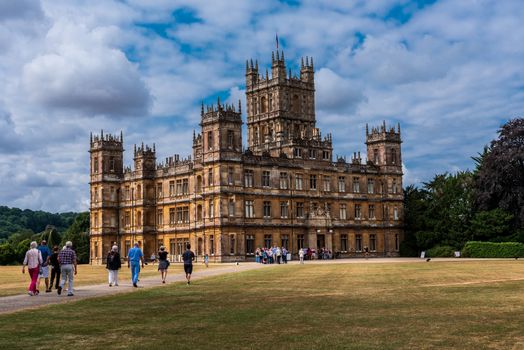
[0, 206, 77, 240]
[0, 212, 90, 264]
[402, 118, 524, 256]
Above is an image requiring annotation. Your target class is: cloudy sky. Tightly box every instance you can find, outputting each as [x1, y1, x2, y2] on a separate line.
[1, 0, 523, 213]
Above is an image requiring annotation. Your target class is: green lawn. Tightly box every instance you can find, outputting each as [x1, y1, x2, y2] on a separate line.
[0, 261, 523, 349]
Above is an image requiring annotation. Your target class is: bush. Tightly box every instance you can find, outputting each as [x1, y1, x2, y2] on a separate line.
[0, 243, 16, 265]
[426, 245, 455, 257]
[399, 241, 418, 257]
[461, 241, 524, 258]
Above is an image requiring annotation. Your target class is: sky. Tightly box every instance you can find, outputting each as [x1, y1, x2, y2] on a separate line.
[0, 0, 523, 213]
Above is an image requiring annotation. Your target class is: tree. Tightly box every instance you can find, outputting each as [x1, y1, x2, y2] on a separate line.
[475, 118, 524, 229]
[61, 212, 90, 264]
[469, 208, 513, 241]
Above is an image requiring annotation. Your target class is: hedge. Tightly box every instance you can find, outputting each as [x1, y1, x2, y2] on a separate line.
[461, 241, 524, 258]
[426, 245, 455, 257]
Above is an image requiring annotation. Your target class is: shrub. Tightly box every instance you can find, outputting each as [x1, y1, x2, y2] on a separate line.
[461, 241, 524, 258]
[426, 245, 455, 257]
[399, 241, 418, 257]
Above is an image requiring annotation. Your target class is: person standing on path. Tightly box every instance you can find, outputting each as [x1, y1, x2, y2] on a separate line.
[57, 241, 77, 296]
[22, 241, 43, 296]
[37, 240, 52, 293]
[106, 245, 121, 287]
[127, 242, 144, 288]
[204, 253, 209, 268]
[299, 248, 304, 264]
[49, 246, 61, 292]
[157, 246, 170, 284]
[182, 244, 195, 285]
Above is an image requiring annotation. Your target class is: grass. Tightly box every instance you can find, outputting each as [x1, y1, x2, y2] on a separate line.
[0, 260, 523, 349]
[0, 262, 216, 297]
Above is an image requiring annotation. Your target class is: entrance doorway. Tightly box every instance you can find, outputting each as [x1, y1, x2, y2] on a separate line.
[317, 234, 325, 249]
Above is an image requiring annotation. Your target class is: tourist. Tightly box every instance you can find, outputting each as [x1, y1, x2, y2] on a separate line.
[37, 240, 52, 293]
[262, 248, 268, 264]
[282, 247, 288, 264]
[49, 245, 61, 291]
[182, 243, 195, 285]
[22, 241, 43, 296]
[106, 245, 121, 287]
[57, 241, 77, 296]
[127, 242, 144, 288]
[255, 248, 261, 263]
[364, 246, 369, 259]
[276, 246, 282, 264]
[267, 248, 274, 264]
[157, 246, 170, 284]
[204, 253, 209, 268]
[299, 248, 304, 264]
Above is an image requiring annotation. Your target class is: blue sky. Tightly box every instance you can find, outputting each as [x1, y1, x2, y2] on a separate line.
[0, 0, 523, 212]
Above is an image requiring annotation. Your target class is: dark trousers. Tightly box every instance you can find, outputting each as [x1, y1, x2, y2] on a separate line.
[50, 267, 61, 289]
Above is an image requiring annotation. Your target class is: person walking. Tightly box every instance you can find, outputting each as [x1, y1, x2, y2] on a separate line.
[22, 241, 43, 296]
[157, 246, 170, 284]
[106, 245, 121, 287]
[49, 245, 61, 292]
[276, 246, 282, 264]
[57, 241, 77, 296]
[203, 253, 209, 268]
[37, 240, 52, 293]
[282, 247, 288, 264]
[182, 244, 195, 285]
[127, 242, 144, 288]
[299, 248, 304, 264]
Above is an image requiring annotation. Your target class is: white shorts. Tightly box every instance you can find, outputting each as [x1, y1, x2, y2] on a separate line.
[39, 265, 49, 278]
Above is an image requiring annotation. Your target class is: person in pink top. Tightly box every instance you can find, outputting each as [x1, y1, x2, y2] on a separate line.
[22, 241, 43, 296]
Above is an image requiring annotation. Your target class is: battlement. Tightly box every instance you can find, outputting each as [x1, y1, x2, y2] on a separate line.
[90, 130, 123, 151]
[200, 98, 242, 126]
[134, 142, 156, 158]
[366, 121, 401, 144]
[246, 51, 314, 88]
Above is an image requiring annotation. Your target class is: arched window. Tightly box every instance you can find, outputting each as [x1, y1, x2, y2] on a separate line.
[197, 205, 203, 222]
[196, 176, 202, 193]
[292, 95, 300, 113]
[261, 96, 267, 113]
[254, 127, 259, 145]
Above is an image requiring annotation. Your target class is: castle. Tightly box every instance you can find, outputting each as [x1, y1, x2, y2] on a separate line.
[89, 49, 403, 263]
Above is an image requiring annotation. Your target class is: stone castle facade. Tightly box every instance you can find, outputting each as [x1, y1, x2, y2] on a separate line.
[89, 50, 404, 263]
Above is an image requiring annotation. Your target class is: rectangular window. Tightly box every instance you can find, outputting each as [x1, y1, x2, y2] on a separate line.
[263, 201, 271, 218]
[356, 234, 362, 251]
[297, 234, 305, 250]
[374, 149, 379, 164]
[228, 167, 234, 185]
[156, 183, 163, 199]
[183, 207, 189, 223]
[279, 172, 288, 189]
[355, 204, 361, 219]
[310, 174, 317, 190]
[309, 149, 316, 159]
[93, 157, 99, 173]
[262, 171, 270, 187]
[395, 234, 400, 251]
[295, 174, 303, 190]
[338, 176, 345, 192]
[210, 235, 215, 255]
[323, 176, 331, 192]
[394, 207, 399, 220]
[281, 234, 289, 249]
[93, 187, 98, 202]
[341, 234, 348, 252]
[207, 131, 213, 150]
[339, 204, 347, 220]
[208, 168, 213, 186]
[176, 179, 182, 195]
[125, 211, 130, 227]
[229, 198, 235, 217]
[109, 156, 115, 172]
[209, 199, 214, 218]
[176, 207, 183, 223]
[368, 178, 374, 194]
[392, 179, 398, 194]
[169, 208, 175, 225]
[246, 235, 255, 254]
[245, 200, 254, 218]
[169, 181, 175, 197]
[370, 234, 376, 251]
[352, 177, 360, 193]
[264, 234, 272, 248]
[296, 202, 304, 218]
[230, 235, 235, 254]
[125, 186, 130, 200]
[227, 130, 234, 148]
[157, 209, 163, 226]
[293, 148, 302, 158]
[369, 204, 375, 219]
[322, 150, 330, 160]
[280, 201, 289, 218]
[244, 170, 254, 187]
[182, 178, 189, 194]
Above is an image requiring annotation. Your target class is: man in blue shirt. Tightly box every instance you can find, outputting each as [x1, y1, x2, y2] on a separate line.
[37, 240, 52, 293]
[127, 242, 144, 288]
[182, 244, 195, 285]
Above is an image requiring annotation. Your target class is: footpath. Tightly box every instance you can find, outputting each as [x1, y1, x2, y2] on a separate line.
[0, 257, 494, 314]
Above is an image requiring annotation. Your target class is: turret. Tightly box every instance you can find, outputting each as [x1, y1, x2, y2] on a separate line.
[246, 59, 258, 88]
[271, 50, 286, 81]
[366, 121, 402, 168]
[300, 56, 314, 82]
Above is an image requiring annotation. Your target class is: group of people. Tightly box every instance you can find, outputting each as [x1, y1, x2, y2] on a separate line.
[22, 240, 196, 296]
[255, 246, 289, 264]
[22, 240, 77, 296]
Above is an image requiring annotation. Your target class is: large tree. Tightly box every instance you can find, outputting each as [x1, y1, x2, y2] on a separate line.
[475, 118, 524, 228]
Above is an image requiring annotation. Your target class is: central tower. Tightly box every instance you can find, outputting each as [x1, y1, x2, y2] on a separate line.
[246, 51, 331, 160]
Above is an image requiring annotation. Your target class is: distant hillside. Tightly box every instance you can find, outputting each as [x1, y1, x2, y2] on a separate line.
[0, 206, 78, 240]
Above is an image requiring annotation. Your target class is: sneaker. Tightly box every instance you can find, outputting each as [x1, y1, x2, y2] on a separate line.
[109, 284, 112, 287]
[57, 286, 62, 295]
[67, 293, 74, 297]
[133, 283, 138, 288]
[35, 290, 39, 295]
[162, 280, 165, 284]
[28, 291, 34, 296]
[46, 289, 51, 293]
